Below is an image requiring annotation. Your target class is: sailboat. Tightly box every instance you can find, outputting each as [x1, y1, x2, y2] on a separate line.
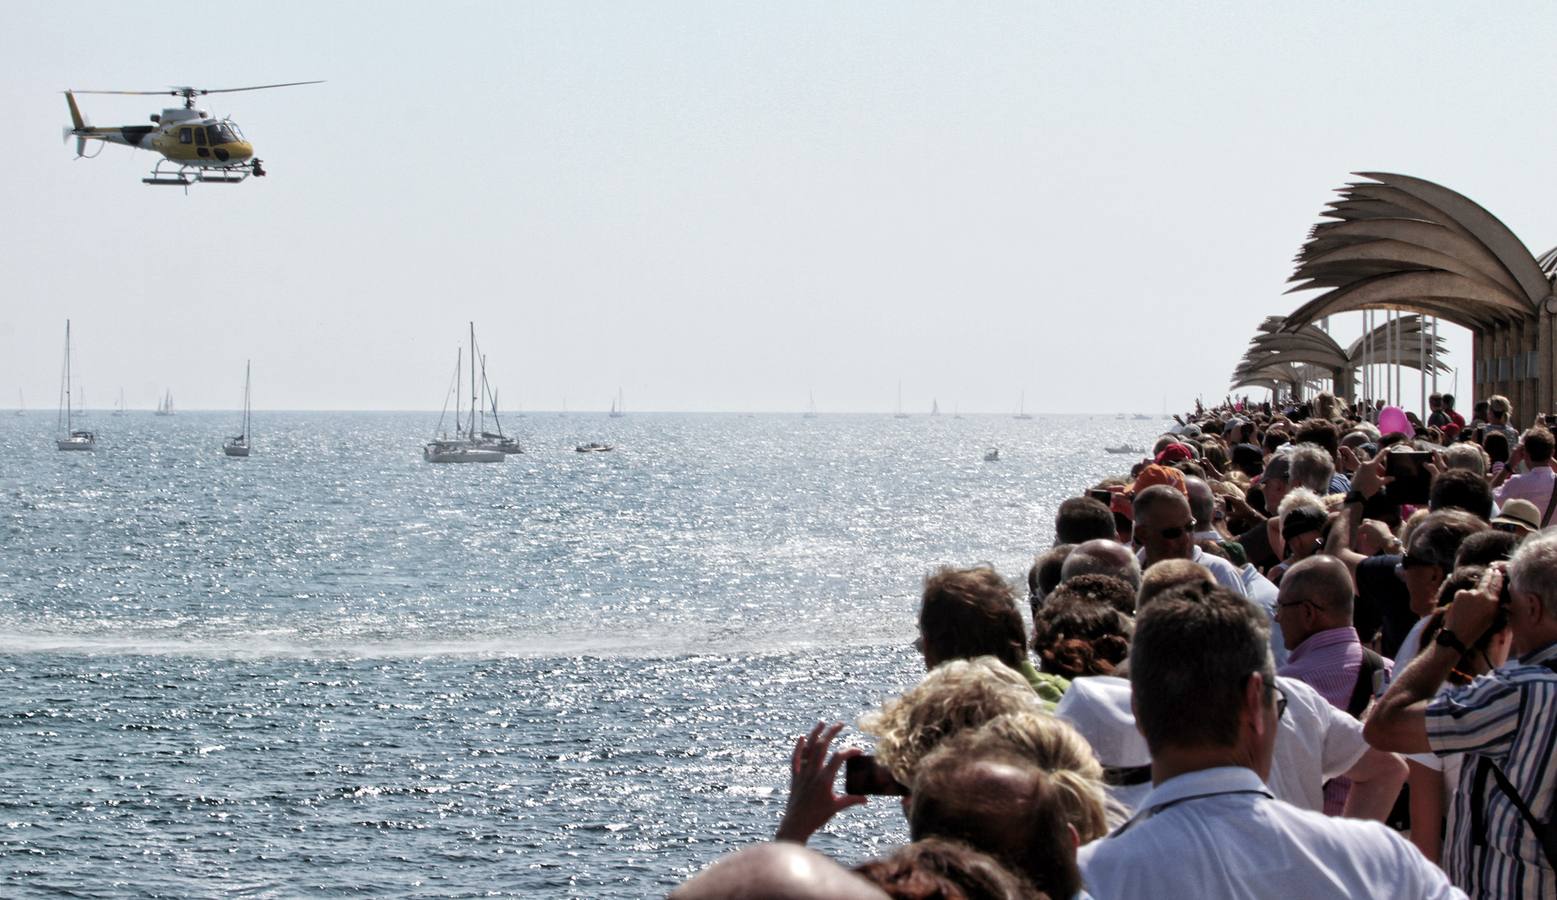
[609, 388, 626, 418]
[931, 398, 941, 417]
[223, 361, 252, 457]
[894, 381, 909, 418]
[155, 389, 175, 416]
[473, 355, 522, 453]
[113, 388, 126, 416]
[803, 390, 818, 419]
[15, 389, 24, 416]
[56, 320, 96, 451]
[424, 323, 505, 463]
[1013, 391, 1034, 420]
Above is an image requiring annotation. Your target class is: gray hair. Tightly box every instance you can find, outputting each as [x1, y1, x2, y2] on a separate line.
[1287, 443, 1335, 495]
[1061, 539, 1144, 591]
[1509, 531, 1557, 617]
[1442, 443, 1488, 478]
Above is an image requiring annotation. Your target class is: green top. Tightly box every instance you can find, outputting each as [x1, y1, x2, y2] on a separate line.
[1019, 659, 1069, 709]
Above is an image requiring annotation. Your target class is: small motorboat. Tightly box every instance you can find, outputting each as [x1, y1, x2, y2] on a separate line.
[575, 442, 615, 453]
[983, 447, 1000, 462]
[1104, 445, 1145, 454]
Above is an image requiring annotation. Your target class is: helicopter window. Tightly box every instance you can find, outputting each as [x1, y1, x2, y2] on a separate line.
[194, 128, 207, 146]
[179, 127, 193, 144]
[207, 124, 237, 145]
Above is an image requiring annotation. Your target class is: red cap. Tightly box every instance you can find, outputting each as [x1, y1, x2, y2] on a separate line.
[1154, 443, 1194, 465]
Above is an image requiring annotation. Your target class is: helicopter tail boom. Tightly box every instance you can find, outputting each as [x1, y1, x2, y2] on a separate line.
[65, 91, 88, 130]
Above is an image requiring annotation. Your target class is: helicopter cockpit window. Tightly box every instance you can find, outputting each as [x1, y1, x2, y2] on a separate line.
[207, 124, 238, 145]
[178, 127, 193, 144]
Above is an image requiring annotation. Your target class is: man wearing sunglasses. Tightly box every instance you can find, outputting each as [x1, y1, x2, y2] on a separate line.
[1079, 587, 1460, 899]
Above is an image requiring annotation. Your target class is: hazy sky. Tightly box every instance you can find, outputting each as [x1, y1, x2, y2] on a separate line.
[4, 2, 1555, 413]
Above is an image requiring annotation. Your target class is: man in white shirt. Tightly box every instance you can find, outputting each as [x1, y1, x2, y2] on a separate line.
[1492, 426, 1556, 516]
[1078, 585, 1462, 899]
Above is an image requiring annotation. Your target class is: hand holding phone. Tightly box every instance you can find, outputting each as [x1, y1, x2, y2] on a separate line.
[844, 754, 910, 796]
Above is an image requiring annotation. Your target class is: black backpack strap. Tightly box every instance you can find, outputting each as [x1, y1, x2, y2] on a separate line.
[1482, 760, 1557, 869]
[1346, 649, 1385, 718]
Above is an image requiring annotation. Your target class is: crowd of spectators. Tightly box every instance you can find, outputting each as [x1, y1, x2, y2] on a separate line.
[674, 392, 1557, 899]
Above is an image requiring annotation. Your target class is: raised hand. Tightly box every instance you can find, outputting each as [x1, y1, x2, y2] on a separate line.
[774, 721, 866, 845]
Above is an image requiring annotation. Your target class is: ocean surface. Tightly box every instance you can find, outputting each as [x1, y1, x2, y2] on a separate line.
[0, 410, 1165, 897]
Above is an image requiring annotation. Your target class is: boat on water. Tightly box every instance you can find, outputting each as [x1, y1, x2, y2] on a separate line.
[983, 447, 1000, 462]
[609, 388, 626, 418]
[15, 389, 25, 416]
[1131, 413, 1152, 420]
[424, 323, 506, 464]
[56, 320, 95, 451]
[155, 389, 175, 416]
[223, 361, 253, 457]
[575, 441, 614, 453]
[1104, 445, 1146, 454]
[1014, 391, 1034, 420]
[803, 390, 818, 419]
[472, 358, 522, 454]
[894, 381, 909, 418]
[113, 388, 126, 416]
[931, 398, 941, 417]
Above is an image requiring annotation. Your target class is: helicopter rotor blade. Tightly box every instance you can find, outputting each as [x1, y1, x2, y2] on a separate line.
[179, 81, 326, 96]
[68, 89, 181, 96]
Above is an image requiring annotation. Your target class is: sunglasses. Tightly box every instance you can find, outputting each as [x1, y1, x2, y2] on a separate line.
[1274, 684, 1288, 721]
[1394, 553, 1437, 579]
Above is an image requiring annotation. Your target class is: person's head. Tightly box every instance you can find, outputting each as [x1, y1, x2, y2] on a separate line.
[1031, 588, 1133, 679]
[1293, 419, 1340, 460]
[1489, 499, 1542, 538]
[1274, 555, 1354, 650]
[672, 843, 890, 900]
[919, 566, 1027, 672]
[1130, 464, 1187, 498]
[1183, 476, 1217, 532]
[1259, 455, 1292, 512]
[1428, 468, 1494, 519]
[1429, 393, 1444, 412]
[859, 657, 1041, 785]
[1488, 394, 1511, 424]
[1136, 559, 1216, 609]
[1132, 485, 1195, 566]
[1522, 427, 1555, 464]
[1484, 430, 1510, 465]
[1402, 510, 1489, 617]
[942, 711, 1110, 843]
[853, 838, 1037, 900]
[1287, 443, 1336, 495]
[1442, 393, 1457, 411]
[1506, 533, 1557, 655]
[1054, 497, 1116, 546]
[1130, 586, 1279, 778]
[1028, 545, 1074, 617]
[1454, 528, 1523, 568]
[1441, 442, 1488, 478]
[1060, 539, 1142, 594]
[908, 747, 1082, 900]
[1230, 443, 1265, 479]
[1276, 487, 1328, 562]
[1049, 572, 1136, 617]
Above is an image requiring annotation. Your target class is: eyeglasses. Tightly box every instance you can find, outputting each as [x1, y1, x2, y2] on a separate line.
[1394, 553, 1437, 579]
[1276, 598, 1317, 614]
[1273, 683, 1288, 721]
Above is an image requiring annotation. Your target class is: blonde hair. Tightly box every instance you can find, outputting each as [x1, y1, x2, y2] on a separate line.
[858, 657, 1039, 784]
[1277, 486, 1326, 523]
[957, 711, 1113, 842]
[1138, 558, 1215, 609]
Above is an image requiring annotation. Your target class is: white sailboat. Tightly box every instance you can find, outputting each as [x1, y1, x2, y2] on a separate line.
[894, 381, 909, 418]
[803, 390, 818, 419]
[56, 320, 96, 451]
[424, 323, 505, 463]
[931, 398, 940, 417]
[473, 354, 522, 453]
[15, 389, 24, 416]
[155, 389, 175, 416]
[1013, 391, 1034, 420]
[223, 361, 252, 457]
[608, 387, 626, 418]
[113, 387, 126, 416]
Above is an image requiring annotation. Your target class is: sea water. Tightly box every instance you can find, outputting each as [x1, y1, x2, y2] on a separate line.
[0, 411, 1162, 897]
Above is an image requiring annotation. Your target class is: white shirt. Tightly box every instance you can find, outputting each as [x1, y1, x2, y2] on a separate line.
[1078, 767, 1465, 900]
[1057, 676, 1366, 816]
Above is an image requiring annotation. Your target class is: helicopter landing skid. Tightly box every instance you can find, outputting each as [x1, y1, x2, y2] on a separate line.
[142, 159, 266, 189]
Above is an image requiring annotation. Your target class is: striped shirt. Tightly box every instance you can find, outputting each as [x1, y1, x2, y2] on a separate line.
[1426, 641, 1557, 898]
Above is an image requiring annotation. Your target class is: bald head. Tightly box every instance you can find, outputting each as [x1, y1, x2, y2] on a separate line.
[1061, 539, 1143, 591]
[1184, 477, 1215, 531]
[1275, 555, 1354, 650]
[672, 843, 889, 900]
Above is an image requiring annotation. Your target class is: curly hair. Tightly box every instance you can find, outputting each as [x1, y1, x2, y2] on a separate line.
[858, 657, 1040, 785]
[1031, 590, 1133, 679]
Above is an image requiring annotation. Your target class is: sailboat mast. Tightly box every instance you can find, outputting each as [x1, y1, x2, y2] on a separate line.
[63, 320, 72, 432]
[244, 360, 252, 441]
[469, 322, 477, 442]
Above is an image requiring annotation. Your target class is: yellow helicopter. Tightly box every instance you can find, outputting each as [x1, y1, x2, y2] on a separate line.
[63, 81, 322, 186]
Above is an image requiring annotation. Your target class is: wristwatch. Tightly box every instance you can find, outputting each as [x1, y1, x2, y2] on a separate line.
[1435, 628, 1469, 655]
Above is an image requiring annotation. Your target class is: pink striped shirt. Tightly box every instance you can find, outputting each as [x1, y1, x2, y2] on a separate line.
[1279, 626, 1394, 814]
